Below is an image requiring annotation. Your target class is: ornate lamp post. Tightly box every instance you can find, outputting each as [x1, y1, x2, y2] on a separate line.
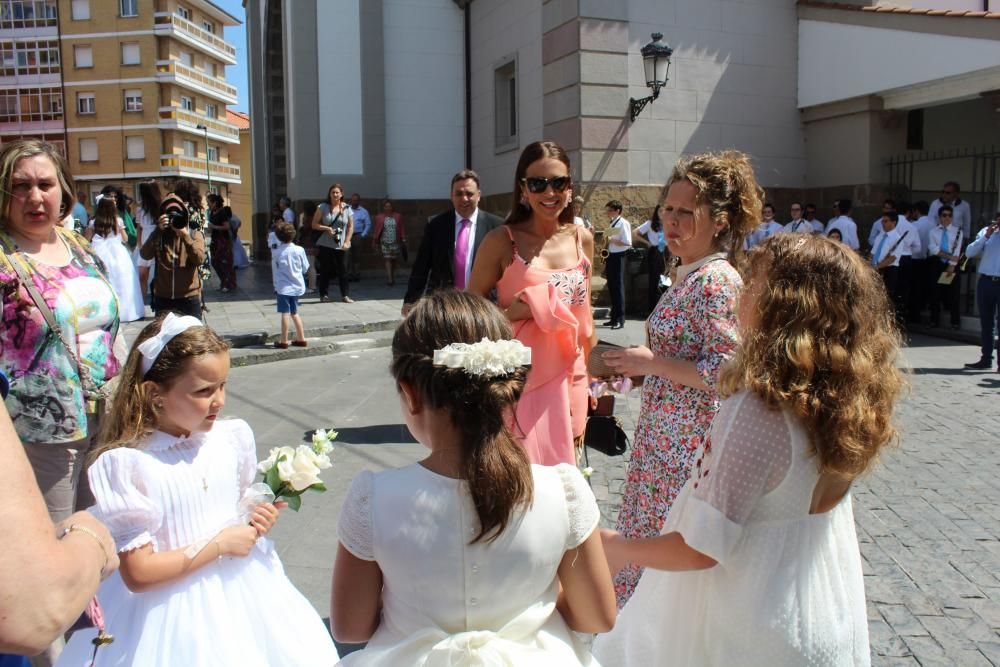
[629, 32, 673, 122]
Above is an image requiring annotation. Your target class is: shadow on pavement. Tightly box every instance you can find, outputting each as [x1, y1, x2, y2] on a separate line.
[909, 368, 988, 376]
[324, 424, 418, 445]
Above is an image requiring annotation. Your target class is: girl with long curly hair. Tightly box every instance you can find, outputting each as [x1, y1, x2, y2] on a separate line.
[594, 233, 904, 665]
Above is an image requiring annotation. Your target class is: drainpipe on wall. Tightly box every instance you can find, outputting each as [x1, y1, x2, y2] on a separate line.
[453, 0, 473, 168]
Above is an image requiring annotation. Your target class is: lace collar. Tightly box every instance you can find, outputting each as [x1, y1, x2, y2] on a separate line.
[675, 252, 728, 284]
[143, 429, 210, 452]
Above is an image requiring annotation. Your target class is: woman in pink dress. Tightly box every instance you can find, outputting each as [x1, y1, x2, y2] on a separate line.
[600, 151, 763, 607]
[469, 141, 595, 466]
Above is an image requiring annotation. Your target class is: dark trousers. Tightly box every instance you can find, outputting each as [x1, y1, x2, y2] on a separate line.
[880, 266, 902, 326]
[929, 262, 960, 326]
[607, 252, 626, 324]
[347, 237, 365, 280]
[976, 274, 1000, 361]
[646, 249, 665, 315]
[318, 246, 349, 298]
[910, 258, 935, 322]
[153, 295, 202, 318]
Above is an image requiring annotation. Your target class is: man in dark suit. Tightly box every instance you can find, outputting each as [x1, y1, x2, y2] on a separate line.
[402, 169, 504, 315]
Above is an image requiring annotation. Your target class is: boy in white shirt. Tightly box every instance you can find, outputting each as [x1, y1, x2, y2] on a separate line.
[746, 203, 784, 248]
[271, 222, 310, 348]
[826, 199, 860, 251]
[926, 205, 964, 330]
[871, 211, 905, 321]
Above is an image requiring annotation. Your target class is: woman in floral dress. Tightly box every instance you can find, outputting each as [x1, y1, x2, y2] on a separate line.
[601, 151, 763, 607]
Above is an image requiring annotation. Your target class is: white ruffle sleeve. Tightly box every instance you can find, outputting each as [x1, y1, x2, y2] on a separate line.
[673, 391, 792, 567]
[87, 448, 163, 553]
[338, 470, 375, 561]
[555, 463, 600, 549]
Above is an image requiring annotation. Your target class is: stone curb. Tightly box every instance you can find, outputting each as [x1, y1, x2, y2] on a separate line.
[224, 318, 402, 349]
[229, 331, 396, 368]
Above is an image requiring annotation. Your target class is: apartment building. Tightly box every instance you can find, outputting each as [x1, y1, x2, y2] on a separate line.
[0, 0, 241, 204]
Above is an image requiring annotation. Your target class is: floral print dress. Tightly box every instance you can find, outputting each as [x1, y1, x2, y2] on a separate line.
[614, 255, 741, 608]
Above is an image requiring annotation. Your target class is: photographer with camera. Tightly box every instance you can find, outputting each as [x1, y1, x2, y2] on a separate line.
[139, 189, 206, 318]
[310, 182, 354, 303]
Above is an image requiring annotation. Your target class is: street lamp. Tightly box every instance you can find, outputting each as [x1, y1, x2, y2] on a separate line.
[629, 32, 673, 122]
[195, 123, 211, 192]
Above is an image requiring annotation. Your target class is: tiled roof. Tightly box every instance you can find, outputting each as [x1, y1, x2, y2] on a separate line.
[227, 109, 250, 130]
[798, 1, 1000, 19]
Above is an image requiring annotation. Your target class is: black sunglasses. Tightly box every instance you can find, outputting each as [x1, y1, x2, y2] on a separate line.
[940, 213, 953, 217]
[522, 176, 571, 194]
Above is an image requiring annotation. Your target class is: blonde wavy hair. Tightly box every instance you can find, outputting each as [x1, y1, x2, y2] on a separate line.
[91, 315, 229, 462]
[667, 150, 763, 262]
[718, 234, 905, 479]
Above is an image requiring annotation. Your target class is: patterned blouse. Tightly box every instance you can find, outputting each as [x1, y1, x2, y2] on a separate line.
[0, 228, 120, 444]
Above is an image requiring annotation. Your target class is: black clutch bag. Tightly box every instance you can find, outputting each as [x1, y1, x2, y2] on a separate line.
[584, 415, 629, 456]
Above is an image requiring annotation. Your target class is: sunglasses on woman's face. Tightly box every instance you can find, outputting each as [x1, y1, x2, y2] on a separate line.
[521, 176, 571, 194]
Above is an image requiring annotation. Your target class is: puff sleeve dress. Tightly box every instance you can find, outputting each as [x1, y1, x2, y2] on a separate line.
[336, 462, 602, 665]
[57, 419, 338, 667]
[593, 391, 870, 666]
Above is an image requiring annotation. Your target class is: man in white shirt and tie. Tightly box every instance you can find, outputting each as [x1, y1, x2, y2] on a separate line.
[825, 199, 860, 250]
[604, 200, 631, 329]
[929, 181, 972, 244]
[783, 202, 813, 234]
[869, 200, 921, 318]
[962, 211, 1000, 370]
[802, 203, 825, 234]
[870, 211, 905, 322]
[926, 205, 964, 330]
[745, 203, 784, 248]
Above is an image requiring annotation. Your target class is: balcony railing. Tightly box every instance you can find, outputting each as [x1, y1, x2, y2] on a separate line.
[160, 153, 241, 184]
[156, 60, 237, 104]
[153, 13, 237, 65]
[158, 106, 239, 143]
[0, 1, 57, 31]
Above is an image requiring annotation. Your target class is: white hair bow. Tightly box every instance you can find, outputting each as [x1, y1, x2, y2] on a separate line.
[138, 312, 204, 376]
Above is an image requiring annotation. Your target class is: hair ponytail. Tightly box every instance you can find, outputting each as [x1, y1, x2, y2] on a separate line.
[391, 290, 534, 544]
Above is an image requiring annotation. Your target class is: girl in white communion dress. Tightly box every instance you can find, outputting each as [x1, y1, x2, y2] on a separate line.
[593, 234, 905, 666]
[330, 290, 616, 665]
[58, 314, 338, 666]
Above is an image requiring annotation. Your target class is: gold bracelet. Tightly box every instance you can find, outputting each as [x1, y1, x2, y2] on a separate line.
[61, 524, 110, 573]
[214, 539, 222, 560]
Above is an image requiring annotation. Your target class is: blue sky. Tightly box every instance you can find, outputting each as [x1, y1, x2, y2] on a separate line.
[215, 0, 249, 112]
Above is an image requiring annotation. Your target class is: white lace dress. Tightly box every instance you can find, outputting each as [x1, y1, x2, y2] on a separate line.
[336, 462, 601, 666]
[57, 419, 339, 667]
[593, 391, 870, 666]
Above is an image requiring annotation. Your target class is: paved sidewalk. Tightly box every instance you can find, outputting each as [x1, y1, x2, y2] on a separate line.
[226, 316, 998, 665]
[122, 261, 406, 343]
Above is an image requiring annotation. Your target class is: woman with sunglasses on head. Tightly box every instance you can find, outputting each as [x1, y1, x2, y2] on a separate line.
[469, 141, 595, 467]
[599, 151, 760, 608]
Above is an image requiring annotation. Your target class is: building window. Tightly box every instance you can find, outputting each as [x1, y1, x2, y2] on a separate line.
[182, 139, 196, 157]
[202, 61, 215, 77]
[124, 89, 142, 112]
[906, 109, 924, 151]
[204, 103, 217, 119]
[493, 57, 517, 152]
[207, 146, 218, 162]
[120, 0, 137, 17]
[125, 136, 144, 160]
[0, 40, 61, 76]
[73, 45, 93, 69]
[71, 0, 89, 20]
[76, 92, 95, 115]
[202, 20, 215, 34]
[0, 1, 57, 29]
[180, 95, 193, 111]
[178, 51, 192, 67]
[176, 6, 190, 20]
[121, 42, 140, 66]
[79, 138, 98, 162]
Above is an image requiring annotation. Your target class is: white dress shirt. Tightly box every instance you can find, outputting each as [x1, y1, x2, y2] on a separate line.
[965, 226, 1000, 277]
[636, 219, 663, 247]
[607, 216, 632, 254]
[282, 207, 295, 224]
[927, 224, 964, 266]
[272, 242, 309, 296]
[454, 208, 479, 288]
[929, 198, 972, 240]
[869, 216, 920, 257]
[745, 221, 785, 248]
[826, 216, 860, 250]
[912, 215, 935, 259]
[871, 229, 903, 268]
[782, 218, 813, 234]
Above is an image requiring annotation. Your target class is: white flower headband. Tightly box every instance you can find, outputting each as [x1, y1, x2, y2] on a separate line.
[138, 312, 204, 376]
[433, 338, 531, 378]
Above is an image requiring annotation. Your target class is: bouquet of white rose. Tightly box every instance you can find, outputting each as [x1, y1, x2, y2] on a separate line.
[257, 429, 336, 511]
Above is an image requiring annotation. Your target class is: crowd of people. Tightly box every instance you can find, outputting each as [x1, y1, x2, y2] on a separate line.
[1, 131, 994, 667]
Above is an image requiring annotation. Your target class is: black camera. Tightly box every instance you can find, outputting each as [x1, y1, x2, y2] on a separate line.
[160, 194, 197, 230]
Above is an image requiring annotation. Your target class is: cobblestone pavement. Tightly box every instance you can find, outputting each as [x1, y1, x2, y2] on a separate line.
[227, 319, 1000, 665]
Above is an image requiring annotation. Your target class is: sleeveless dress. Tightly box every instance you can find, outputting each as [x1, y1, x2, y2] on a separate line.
[593, 391, 870, 666]
[57, 419, 339, 667]
[337, 463, 602, 665]
[496, 225, 593, 466]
